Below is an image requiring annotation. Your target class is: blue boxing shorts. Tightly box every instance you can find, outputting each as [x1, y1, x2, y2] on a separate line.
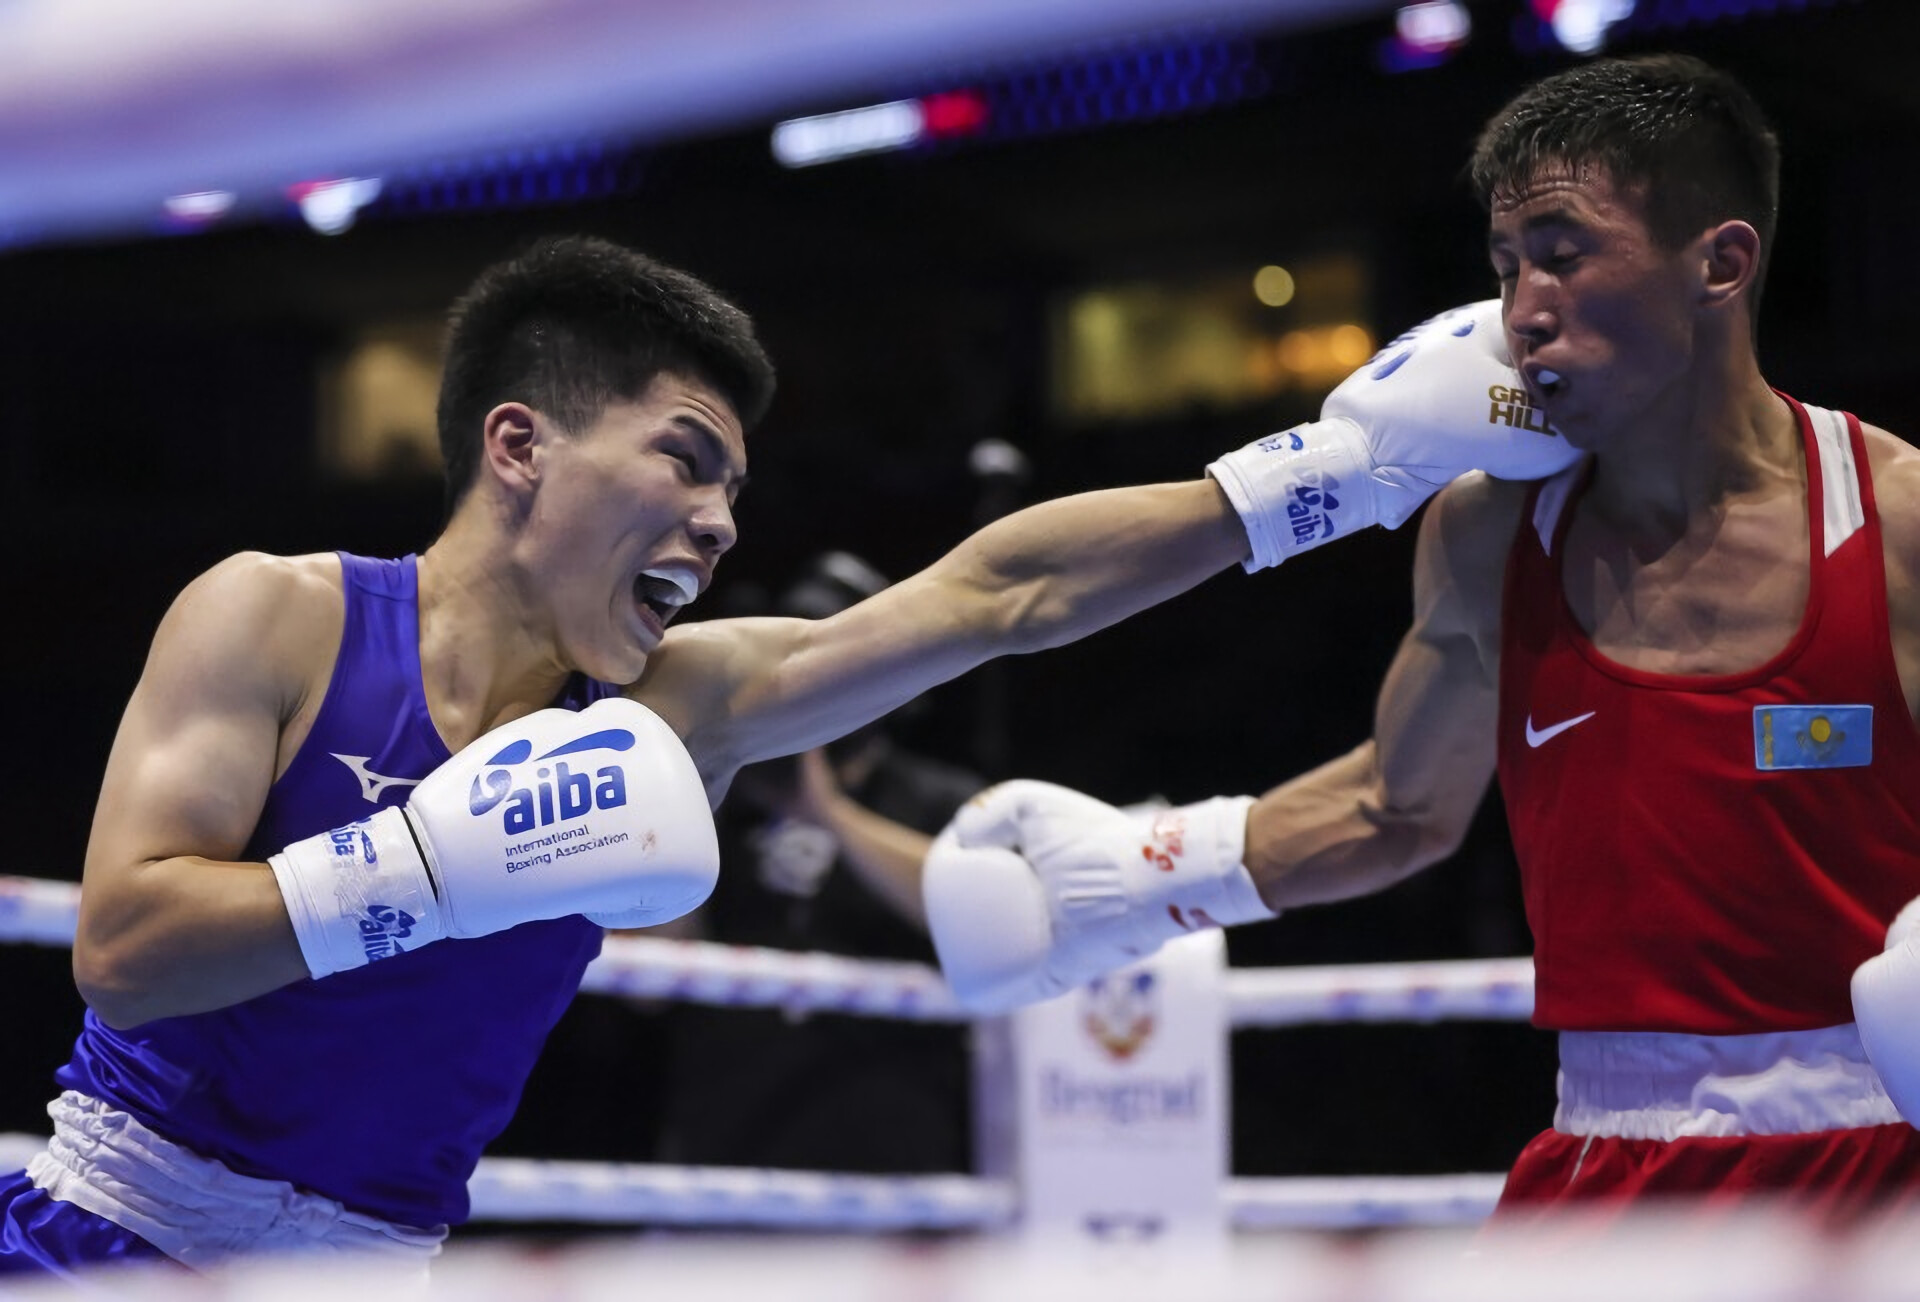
[0, 1167, 168, 1277]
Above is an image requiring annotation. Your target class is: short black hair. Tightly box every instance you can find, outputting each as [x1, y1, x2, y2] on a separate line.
[1470, 54, 1781, 304]
[436, 236, 776, 519]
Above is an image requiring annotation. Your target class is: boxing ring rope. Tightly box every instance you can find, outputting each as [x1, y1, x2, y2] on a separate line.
[0, 875, 1516, 1230]
[0, 876, 1538, 1026]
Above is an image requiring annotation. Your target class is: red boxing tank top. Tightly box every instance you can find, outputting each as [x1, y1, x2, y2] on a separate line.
[1498, 396, 1920, 1034]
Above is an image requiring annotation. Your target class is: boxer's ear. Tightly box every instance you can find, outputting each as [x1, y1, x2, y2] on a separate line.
[1698, 220, 1761, 308]
[480, 403, 542, 502]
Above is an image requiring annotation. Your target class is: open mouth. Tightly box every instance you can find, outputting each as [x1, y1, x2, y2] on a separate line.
[633, 567, 699, 627]
[1528, 366, 1566, 402]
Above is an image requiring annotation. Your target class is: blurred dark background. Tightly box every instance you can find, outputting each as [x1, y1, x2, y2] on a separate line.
[4, 0, 1919, 1215]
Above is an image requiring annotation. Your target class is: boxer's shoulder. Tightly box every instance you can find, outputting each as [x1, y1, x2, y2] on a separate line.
[148, 552, 345, 720]
[1863, 424, 1920, 547]
[1429, 467, 1534, 536]
[1414, 471, 1531, 625]
[182, 551, 340, 650]
[1858, 427, 1920, 671]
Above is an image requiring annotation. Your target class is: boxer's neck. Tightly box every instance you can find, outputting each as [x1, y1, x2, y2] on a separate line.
[415, 513, 577, 751]
[1583, 344, 1795, 546]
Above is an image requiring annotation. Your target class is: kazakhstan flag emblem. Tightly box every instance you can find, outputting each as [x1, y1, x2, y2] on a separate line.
[1753, 705, 1873, 771]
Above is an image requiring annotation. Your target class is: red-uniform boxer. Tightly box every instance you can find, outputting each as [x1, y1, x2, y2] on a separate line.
[926, 54, 1920, 1220]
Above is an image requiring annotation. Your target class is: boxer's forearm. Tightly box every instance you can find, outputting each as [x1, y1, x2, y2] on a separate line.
[1241, 742, 1481, 910]
[952, 477, 1249, 654]
[73, 856, 311, 1028]
[1247, 486, 1503, 911]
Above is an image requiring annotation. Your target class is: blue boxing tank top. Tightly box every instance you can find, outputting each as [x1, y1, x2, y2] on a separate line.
[57, 553, 610, 1228]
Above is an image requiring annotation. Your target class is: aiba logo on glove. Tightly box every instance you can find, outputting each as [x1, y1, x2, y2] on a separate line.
[327, 826, 378, 865]
[358, 903, 417, 963]
[1255, 428, 1308, 455]
[1286, 471, 1341, 546]
[467, 726, 634, 834]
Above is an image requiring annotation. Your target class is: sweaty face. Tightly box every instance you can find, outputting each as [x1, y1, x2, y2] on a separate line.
[1486, 165, 1705, 451]
[528, 372, 747, 684]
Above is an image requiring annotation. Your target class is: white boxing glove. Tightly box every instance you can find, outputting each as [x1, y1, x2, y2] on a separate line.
[1208, 299, 1580, 571]
[270, 696, 718, 979]
[922, 781, 1274, 1013]
[1851, 897, 1920, 1126]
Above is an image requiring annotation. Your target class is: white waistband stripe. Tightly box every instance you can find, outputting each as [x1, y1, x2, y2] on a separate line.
[26, 1092, 444, 1271]
[1554, 1025, 1902, 1140]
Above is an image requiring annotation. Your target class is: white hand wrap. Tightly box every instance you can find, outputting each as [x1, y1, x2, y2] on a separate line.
[1208, 299, 1580, 571]
[272, 697, 718, 979]
[270, 807, 444, 979]
[1852, 897, 1920, 1127]
[923, 782, 1273, 1013]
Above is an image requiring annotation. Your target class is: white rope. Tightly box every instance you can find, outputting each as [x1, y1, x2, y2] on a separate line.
[1225, 957, 1536, 1026]
[0, 1131, 1495, 1231]
[0, 875, 86, 947]
[1226, 1173, 1506, 1229]
[583, 933, 967, 1021]
[471, 1168, 1509, 1231]
[0, 875, 1538, 1026]
[469, 1157, 1016, 1229]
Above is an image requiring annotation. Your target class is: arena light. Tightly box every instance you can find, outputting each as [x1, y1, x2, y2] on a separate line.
[1515, 0, 1857, 55]
[159, 189, 237, 226]
[917, 89, 991, 139]
[287, 177, 382, 235]
[771, 100, 929, 168]
[1252, 264, 1295, 307]
[769, 87, 993, 168]
[1530, 0, 1635, 54]
[1378, 1, 1470, 72]
[1275, 323, 1375, 386]
[770, 28, 1268, 170]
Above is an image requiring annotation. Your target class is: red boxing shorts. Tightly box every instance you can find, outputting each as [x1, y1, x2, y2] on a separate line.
[1495, 1026, 1920, 1228]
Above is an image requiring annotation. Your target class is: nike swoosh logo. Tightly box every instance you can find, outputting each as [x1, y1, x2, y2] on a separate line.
[1524, 712, 1595, 749]
[332, 753, 422, 804]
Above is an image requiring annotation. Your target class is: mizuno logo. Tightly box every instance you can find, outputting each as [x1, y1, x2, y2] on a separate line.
[1525, 711, 1595, 748]
[332, 754, 421, 804]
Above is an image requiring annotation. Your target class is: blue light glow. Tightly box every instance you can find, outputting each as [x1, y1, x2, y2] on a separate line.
[373, 141, 645, 218]
[926, 29, 1267, 147]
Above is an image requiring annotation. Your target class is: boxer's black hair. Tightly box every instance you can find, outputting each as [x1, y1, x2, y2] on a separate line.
[436, 236, 775, 521]
[1470, 54, 1780, 307]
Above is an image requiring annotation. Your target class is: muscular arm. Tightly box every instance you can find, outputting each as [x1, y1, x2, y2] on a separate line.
[636, 478, 1249, 794]
[1244, 473, 1523, 909]
[74, 554, 339, 1028]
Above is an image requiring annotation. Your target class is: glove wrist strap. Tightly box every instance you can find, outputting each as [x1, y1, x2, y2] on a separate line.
[1131, 796, 1274, 947]
[1206, 418, 1379, 572]
[269, 806, 445, 980]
